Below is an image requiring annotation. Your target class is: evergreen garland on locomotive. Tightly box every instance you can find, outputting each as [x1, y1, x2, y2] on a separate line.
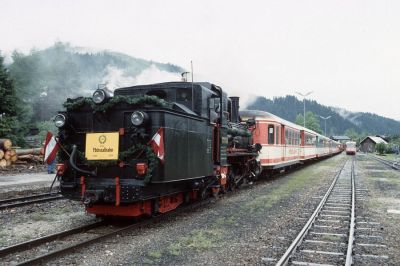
[54, 82, 261, 217]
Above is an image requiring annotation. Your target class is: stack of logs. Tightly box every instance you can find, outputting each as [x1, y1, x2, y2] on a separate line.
[0, 139, 43, 168]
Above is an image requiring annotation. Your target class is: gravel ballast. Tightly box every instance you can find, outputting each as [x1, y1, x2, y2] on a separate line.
[354, 154, 400, 265]
[5, 153, 398, 265]
[50, 154, 348, 265]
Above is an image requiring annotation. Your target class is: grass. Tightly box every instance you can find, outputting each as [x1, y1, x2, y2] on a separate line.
[367, 199, 384, 210]
[168, 243, 182, 256]
[147, 250, 162, 259]
[151, 156, 348, 260]
[243, 165, 322, 214]
[184, 229, 222, 250]
[142, 258, 154, 264]
[214, 216, 237, 226]
[167, 229, 223, 256]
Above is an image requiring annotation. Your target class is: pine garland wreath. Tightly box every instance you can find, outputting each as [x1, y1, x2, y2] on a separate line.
[119, 143, 158, 183]
[57, 143, 158, 183]
[63, 95, 169, 113]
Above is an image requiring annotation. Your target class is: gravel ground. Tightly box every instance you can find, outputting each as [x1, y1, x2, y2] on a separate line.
[32, 153, 348, 266]
[355, 154, 400, 265]
[0, 199, 96, 249]
[2, 154, 397, 265]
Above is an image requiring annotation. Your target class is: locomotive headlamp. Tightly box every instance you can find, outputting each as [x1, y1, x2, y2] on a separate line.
[131, 111, 148, 126]
[92, 89, 107, 104]
[54, 114, 66, 128]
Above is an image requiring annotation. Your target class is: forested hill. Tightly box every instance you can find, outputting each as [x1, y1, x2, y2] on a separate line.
[247, 95, 400, 136]
[7, 42, 184, 123]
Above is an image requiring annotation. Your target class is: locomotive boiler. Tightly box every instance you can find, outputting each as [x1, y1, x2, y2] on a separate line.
[54, 82, 261, 217]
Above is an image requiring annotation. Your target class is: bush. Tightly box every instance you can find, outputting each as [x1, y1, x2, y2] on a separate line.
[375, 142, 387, 155]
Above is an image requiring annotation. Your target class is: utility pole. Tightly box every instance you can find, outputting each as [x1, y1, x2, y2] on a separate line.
[295, 91, 313, 128]
[320, 115, 331, 136]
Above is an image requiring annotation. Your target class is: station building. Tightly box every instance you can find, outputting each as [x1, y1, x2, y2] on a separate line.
[359, 136, 388, 153]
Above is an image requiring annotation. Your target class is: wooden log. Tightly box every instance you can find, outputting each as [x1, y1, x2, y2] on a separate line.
[4, 150, 11, 160]
[18, 154, 43, 163]
[13, 160, 28, 165]
[11, 155, 18, 162]
[0, 149, 4, 160]
[18, 154, 34, 160]
[0, 159, 6, 168]
[15, 148, 43, 156]
[5, 160, 11, 167]
[0, 139, 12, 150]
[10, 149, 16, 157]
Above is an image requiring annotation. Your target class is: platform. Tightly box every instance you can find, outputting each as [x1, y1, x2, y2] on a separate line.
[0, 172, 59, 187]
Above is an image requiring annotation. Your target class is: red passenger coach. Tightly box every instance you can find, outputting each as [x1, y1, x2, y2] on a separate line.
[240, 110, 341, 171]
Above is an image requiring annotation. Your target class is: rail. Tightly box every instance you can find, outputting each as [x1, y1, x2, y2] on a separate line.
[7, 197, 215, 265]
[275, 160, 347, 266]
[0, 192, 63, 210]
[345, 158, 355, 266]
[276, 158, 355, 265]
[370, 155, 400, 171]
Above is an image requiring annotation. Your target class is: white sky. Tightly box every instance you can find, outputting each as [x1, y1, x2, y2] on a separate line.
[1, 0, 400, 120]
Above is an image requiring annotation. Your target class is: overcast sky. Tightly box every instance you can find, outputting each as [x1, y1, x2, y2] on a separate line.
[1, 0, 400, 120]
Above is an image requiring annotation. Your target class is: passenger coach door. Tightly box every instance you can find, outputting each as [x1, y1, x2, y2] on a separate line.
[281, 125, 285, 162]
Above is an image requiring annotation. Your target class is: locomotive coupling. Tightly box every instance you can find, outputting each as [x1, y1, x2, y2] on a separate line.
[83, 190, 104, 206]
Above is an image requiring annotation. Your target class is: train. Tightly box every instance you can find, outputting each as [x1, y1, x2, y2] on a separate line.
[345, 141, 357, 155]
[240, 110, 341, 171]
[53, 81, 341, 217]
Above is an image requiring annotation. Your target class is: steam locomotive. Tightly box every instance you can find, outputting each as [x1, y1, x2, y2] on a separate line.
[54, 82, 261, 217]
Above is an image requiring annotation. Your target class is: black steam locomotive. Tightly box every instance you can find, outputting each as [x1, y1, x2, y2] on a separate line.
[54, 82, 261, 217]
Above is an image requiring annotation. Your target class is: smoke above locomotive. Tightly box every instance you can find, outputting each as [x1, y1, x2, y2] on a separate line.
[54, 82, 261, 217]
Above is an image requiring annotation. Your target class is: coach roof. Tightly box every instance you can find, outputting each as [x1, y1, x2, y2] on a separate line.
[240, 109, 303, 131]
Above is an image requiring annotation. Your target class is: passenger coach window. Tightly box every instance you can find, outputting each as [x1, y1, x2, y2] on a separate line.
[268, 125, 274, 144]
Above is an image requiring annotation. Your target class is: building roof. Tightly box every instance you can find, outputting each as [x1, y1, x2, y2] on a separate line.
[360, 136, 388, 145]
[331, 136, 351, 141]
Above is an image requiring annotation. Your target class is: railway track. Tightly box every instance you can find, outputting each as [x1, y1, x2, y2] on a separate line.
[0, 192, 63, 210]
[274, 157, 389, 265]
[370, 155, 400, 170]
[0, 197, 216, 265]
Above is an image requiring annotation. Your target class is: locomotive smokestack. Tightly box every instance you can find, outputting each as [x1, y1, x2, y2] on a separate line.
[230, 96, 240, 123]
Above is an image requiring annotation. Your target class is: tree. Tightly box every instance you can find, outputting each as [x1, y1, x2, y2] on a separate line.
[296, 111, 322, 134]
[375, 142, 387, 155]
[344, 128, 359, 141]
[0, 53, 25, 144]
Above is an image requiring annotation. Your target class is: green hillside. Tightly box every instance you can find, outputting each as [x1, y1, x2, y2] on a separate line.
[247, 95, 400, 136]
[8, 42, 184, 124]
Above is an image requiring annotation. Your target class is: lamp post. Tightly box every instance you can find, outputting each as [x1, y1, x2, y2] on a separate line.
[295, 91, 313, 128]
[319, 115, 331, 136]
